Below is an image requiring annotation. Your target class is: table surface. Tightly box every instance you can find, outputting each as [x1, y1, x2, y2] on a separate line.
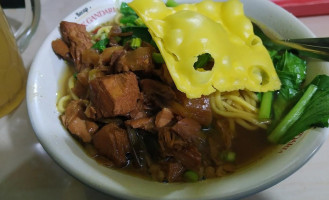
[1, 0, 329, 199]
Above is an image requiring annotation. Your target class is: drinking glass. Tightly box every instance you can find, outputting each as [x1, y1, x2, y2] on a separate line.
[0, 0, 40, 118]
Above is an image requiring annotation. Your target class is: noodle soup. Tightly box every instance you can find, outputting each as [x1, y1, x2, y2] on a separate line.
[53, 14, 276, 182]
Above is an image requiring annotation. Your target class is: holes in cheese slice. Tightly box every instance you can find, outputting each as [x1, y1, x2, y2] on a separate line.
[249, 65, 270, 86]
[194, 53, 214, 71]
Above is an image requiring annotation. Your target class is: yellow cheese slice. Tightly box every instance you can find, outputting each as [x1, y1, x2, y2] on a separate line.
[129, 0, 281, 98]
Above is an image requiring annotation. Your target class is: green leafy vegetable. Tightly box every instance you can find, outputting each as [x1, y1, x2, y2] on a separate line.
[92, 38, 109, 52]
[274, 50, 307, 100]
[254, 23, 329, 144]
[267, 84, 318, 143]
[276, 75, 329, 144]
[267, 49, 307, 131]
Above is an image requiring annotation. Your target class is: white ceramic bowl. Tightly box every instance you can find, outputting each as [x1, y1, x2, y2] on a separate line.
[27, 0, 329, 199]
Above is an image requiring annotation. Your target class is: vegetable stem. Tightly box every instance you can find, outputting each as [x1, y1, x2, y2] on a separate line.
[267, 84, 318, 143]
[258, 91, 273, 120]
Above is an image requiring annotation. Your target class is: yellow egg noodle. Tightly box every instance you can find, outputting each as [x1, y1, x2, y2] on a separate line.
[210, 90, 267, 132]
[57, 75, 77, 113]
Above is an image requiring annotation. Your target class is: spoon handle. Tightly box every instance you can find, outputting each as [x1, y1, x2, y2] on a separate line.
[274, 39, 329, 61]
[283, 38, 329, 48]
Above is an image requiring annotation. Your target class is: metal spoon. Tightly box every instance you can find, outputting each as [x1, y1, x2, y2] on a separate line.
[253, 22, 329, 61]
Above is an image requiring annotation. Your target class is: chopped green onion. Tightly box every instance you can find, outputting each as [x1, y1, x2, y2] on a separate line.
[194, 53, 212, 69]
[134, 18, 145, 27]
[259, 91, 273, 120]
[92, 38, 109, 52]
[166, 0, 179, 7]
[73, 72, 78, 80]
[268, 84, 318, 143]
[120, 15, 138, 25]
[152, 53, 165, 64]
[183, 170, 199, 182]
[120, 2, 137, 16]
[130, 37, 142, 49]
[221, 150, 236, 162]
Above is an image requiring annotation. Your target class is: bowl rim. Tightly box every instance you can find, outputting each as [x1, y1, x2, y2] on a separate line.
[26, 0, 329, 199]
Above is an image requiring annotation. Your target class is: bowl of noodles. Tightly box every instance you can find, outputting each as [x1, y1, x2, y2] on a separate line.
[27, 0, 329, 199]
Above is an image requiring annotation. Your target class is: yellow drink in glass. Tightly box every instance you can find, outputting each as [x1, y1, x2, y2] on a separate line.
[0, 7, 26, 118]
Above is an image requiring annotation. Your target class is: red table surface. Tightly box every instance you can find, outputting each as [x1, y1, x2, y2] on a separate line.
[271, 0, 329, 16]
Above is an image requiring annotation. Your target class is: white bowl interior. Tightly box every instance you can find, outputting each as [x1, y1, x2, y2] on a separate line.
[27, 0, 329, 199]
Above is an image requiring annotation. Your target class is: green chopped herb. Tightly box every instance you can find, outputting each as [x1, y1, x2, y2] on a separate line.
[166, 0, 179, 7]
[130, 37, 142, 49]
[221, 150, 236, 162]
[120, 15, 138, 25]
[152, 53, 165, 64]
[73, 72, 78, 80]
[92, 38, 109, 52]
[134, 18, 145, 27]
[183, 170, 199, 182]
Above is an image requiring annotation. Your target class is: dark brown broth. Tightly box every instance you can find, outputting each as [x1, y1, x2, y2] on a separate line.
[232, 126, 275, 168]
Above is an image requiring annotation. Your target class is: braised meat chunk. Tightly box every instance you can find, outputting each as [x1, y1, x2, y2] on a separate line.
[51, 38, 71, 61]
[61, 100, 98, 143]
[60, 21, 93, 72]
[116, 47, 154, 72]
[171, 118, 201, 142]
[89, 72, 140, 117]
[155, 108, 174, 128]
[93, 123, 131, 167]
[173, 146, 202, 171]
